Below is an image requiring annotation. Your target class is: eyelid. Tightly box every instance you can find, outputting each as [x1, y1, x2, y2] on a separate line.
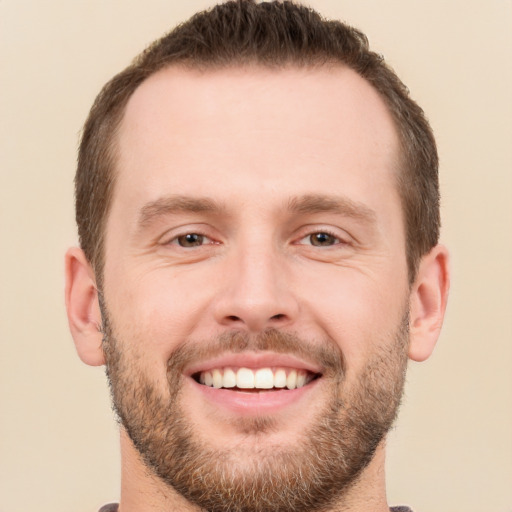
[293, 226, 352, 246]
[168, 233, 215, 246]
[158, 224, 219, 247]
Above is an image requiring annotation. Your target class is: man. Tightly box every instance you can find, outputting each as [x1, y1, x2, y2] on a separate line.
[65, 1, 449, 511]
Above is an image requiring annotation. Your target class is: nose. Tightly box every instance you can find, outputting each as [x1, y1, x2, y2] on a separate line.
[213, 242, 299, 332]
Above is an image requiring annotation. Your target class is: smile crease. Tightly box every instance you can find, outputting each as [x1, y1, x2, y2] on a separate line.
[194, 367, 318, 390]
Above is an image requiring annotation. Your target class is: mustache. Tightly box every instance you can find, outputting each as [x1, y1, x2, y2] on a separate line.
[167, 328, 345, 376]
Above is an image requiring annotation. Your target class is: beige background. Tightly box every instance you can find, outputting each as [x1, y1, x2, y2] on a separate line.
[1, 1, 511, 511]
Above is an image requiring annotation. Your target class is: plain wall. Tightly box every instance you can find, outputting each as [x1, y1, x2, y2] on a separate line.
[1, 1, 511, 511]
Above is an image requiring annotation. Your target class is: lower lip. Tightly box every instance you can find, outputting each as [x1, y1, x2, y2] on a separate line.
[188, 378, 321, 415]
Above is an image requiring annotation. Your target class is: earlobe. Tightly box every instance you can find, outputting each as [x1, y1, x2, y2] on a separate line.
[408, 244, 450, 362]
[65, 247, 105, 366]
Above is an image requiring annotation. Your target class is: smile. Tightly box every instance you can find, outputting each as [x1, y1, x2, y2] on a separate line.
[185, 352, 325, 412]
[194, 367, 319, 390]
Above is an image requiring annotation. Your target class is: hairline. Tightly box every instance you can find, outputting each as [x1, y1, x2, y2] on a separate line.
[93, 61, 416, 288]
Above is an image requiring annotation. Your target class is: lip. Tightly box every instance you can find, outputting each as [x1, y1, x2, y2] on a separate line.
[187, 375, 322, 415]
[183, 352, 324, 415]
[184, 351, 324, 377]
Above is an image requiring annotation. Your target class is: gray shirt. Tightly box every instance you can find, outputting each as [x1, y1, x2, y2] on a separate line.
[99, 505, 413, 511]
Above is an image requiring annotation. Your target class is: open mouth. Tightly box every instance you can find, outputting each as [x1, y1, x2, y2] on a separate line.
[192, 367, 321, 391]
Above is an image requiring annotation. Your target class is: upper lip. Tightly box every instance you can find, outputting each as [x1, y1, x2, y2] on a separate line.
[185, 351, 324, 377]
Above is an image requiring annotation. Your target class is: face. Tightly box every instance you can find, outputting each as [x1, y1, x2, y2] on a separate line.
[101, 65, 410, 511]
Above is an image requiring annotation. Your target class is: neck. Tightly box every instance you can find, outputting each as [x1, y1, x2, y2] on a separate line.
[118, 429, 390, 512]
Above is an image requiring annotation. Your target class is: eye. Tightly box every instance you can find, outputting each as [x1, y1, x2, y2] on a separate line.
[171, 233, 213, 247]
[299, 232, 343, 247]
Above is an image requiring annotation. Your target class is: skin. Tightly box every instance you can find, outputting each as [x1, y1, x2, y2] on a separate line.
[66, 65, 450, 511]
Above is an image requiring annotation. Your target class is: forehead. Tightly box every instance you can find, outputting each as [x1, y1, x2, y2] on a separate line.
[112, 64, 400, 217]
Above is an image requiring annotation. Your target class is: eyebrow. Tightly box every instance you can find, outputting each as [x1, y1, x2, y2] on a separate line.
[137, 192, 377, 230]
[287, 194, 376, 223]
[137, 195, 226, 228]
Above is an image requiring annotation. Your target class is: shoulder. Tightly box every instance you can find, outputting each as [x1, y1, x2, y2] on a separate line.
[98, 504, 119, 512]
[96, 504, 411, 511]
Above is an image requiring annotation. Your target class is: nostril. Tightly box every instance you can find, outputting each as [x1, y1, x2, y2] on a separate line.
[270, 314, 286, 321]
[227, 315, 241, 322]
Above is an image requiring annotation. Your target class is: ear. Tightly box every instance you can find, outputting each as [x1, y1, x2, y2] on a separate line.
[65, 247, 105, 366]
[408, 244, 450, 362]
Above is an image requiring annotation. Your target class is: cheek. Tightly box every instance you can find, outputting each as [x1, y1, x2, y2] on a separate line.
[105, 264, 215, 359]
[299, 264, 408, 366]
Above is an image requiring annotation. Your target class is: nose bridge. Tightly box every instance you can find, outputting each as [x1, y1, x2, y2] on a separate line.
[215, 233, 298, 331]
[239, 240, 279, 300]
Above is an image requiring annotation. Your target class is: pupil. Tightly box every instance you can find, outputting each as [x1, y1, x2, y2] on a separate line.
[312, 233, 334, 246]
[179, 233, 203, 247]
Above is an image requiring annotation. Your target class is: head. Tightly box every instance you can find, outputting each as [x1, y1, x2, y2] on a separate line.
[76, 0, 439, 288]
[66, 2, 449, 511]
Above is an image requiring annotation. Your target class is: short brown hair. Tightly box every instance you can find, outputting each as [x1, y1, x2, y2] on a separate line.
[76, 0, 439, 285]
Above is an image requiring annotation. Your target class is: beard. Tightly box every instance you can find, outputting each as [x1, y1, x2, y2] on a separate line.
[101, 301, 409, 512]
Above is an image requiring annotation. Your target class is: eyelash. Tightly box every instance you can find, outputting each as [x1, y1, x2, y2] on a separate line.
[165, 229, 347, 249]
[296, 230, 347, 247]
[167, 232, 216, 248]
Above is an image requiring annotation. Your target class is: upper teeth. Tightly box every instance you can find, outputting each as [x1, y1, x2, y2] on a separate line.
[198, 367, 312, 390]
